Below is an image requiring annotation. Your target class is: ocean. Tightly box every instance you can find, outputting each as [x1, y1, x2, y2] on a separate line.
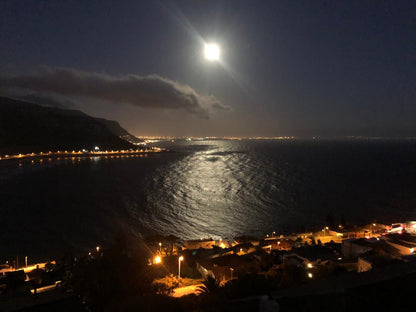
[1, 139, 416, 258]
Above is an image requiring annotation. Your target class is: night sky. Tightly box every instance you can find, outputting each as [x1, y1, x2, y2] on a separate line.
[1, 0, 415, 137]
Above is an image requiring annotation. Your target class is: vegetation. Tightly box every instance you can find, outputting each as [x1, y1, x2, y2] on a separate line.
[196, 276, 220, 295]
[66, 235, 180, 311]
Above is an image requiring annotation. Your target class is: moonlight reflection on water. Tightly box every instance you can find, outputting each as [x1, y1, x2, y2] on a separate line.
[1, 139, 416, 256]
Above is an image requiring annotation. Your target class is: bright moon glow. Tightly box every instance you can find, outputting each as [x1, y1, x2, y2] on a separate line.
[204, 43, 220, 61]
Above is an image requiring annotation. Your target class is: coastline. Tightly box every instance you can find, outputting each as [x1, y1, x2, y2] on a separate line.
[0, 147, 168, 162]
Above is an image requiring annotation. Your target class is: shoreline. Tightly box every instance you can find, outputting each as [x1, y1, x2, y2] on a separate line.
[0, 147, 169, 162]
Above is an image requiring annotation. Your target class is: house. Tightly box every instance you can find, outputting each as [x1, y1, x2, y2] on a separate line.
[282, 254, 306, 267]
[184, 238, 215, 250]
[197, 254, 255, 281]
[312, 229, 344, 244]
[233, 236, 261, 247]
[285, 245, 339, 268]
[265, 238, 295, 251]
[342, 238, 375, 259]
[233, 242, 256, 254]
[384, 234, 416, 256]
[342, 237, 402, 260]
[357, 254, 398, 272]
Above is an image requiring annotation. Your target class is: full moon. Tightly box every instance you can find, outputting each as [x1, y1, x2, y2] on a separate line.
[204, 43, 220, 61]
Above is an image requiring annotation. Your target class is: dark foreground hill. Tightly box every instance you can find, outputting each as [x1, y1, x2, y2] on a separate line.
[0, 97, 137, 154]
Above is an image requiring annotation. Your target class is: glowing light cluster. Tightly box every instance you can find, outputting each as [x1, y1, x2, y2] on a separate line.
[204, 43, 220, 61]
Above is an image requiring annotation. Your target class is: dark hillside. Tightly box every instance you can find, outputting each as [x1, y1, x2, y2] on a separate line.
[0, 97, 134, 154]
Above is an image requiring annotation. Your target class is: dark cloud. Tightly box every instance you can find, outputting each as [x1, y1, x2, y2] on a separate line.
[15, 93, 78, 109]
[0, 67, 230, 118]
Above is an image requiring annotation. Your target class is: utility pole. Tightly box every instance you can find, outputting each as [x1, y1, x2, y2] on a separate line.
[178, 256, 183, 287]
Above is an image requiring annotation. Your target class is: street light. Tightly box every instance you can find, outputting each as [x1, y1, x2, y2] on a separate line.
[159, 242, 162, 254]
[178, 256, 184, 287]
[230, 267, 234, 280]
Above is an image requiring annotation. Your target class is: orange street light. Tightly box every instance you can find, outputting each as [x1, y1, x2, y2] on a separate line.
[178, 256, 184, 286]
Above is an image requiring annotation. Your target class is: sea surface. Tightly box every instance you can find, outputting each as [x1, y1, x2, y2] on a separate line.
[1, 139, 416, 258]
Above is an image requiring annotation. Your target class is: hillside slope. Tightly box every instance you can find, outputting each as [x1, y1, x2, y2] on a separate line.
[0, 97, 135, 154]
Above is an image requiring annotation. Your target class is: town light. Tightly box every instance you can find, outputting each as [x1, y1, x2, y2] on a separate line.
[154, 256, 161, 264]
[308, 273, 313, 278]
[410, 248, 414, 254]
[178, 256, 184, 287]
[307, 263, 313, 268]
[96, 246, 100, 252]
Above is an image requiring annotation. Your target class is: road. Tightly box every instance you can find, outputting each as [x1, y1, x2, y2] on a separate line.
[172, 284, 203, 297]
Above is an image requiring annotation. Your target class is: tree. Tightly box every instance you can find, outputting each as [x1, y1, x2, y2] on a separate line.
[197, 276, 220, 295]
[69, 234, 159, 311]
[326, 211, 335, 229]
[340, 215, 346, 227]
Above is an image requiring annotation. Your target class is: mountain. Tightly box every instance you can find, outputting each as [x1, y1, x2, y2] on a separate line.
[94, 118, 144, 144]
[0, 97, 137, 154]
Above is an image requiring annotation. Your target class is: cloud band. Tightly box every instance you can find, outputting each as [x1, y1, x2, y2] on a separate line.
[0, 67, 230, 118]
